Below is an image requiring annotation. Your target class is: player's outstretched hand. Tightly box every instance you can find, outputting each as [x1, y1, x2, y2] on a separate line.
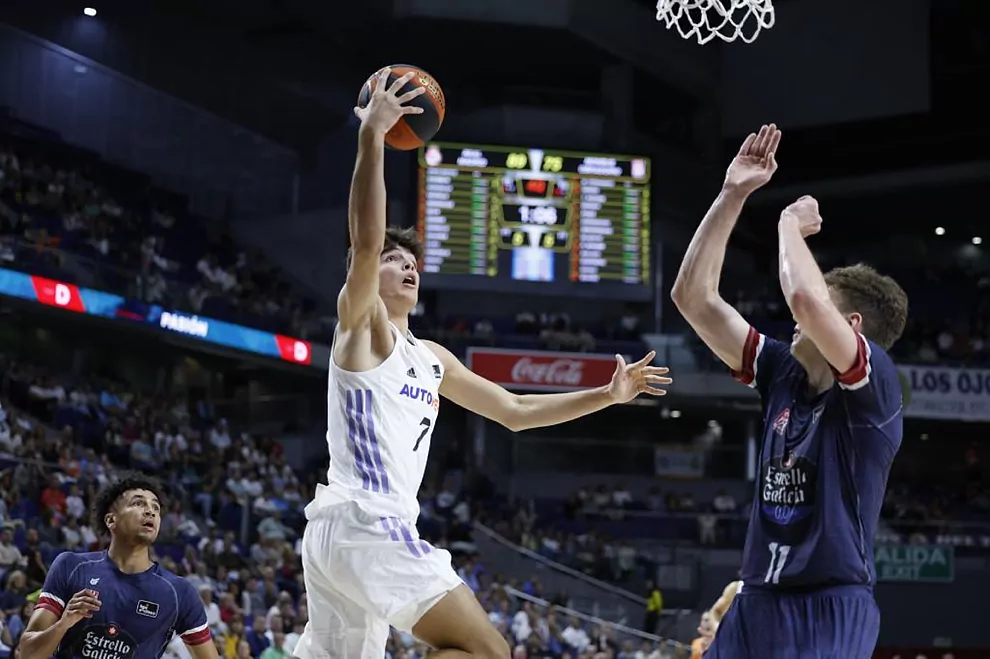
[607, 351, 672, 403]
[354, 68, 426, 134]
[725, 123, 781, 195]
[62, 589, 101, 627]
[780, 195, 822, 238]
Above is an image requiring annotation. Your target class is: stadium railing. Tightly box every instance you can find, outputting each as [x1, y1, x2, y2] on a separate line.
[505, 585, 693, 658]
[472, 521, 692, 628]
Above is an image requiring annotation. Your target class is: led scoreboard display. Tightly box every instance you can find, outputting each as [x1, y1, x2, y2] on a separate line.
[416, 142, 651, 299]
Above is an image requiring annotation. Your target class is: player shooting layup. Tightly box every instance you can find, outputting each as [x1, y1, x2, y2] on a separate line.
[294, 68, 672, 659]
[672, 125, 909, 658]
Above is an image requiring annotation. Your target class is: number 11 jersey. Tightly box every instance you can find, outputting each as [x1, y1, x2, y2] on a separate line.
[731, 326, 903, 590]
[314, 323, 444, 523]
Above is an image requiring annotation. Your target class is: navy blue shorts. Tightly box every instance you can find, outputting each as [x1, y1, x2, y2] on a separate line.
[705, 585, 880, 659]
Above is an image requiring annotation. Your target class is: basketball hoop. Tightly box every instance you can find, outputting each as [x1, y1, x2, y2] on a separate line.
[656, 0, 775, 44]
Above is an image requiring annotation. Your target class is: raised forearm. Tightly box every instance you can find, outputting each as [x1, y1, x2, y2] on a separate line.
[347, 125, 387, 252]
[778, 216, 829, 309]
[671, 186, 749, 305]
[512, 386, 614, 431]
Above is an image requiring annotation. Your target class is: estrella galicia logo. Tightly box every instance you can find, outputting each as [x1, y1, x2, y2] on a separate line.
[760, 454, 818, 542]
[77, 622, 137, 659]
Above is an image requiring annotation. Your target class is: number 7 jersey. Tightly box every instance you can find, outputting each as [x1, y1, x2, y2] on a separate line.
[315, 323, 444, 523]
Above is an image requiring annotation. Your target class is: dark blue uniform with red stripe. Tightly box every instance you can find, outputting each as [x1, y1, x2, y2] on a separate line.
[706, 328, 903, 659]
[37, 551, 211, 659]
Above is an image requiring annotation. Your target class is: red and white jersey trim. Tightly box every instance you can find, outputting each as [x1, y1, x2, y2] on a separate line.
[180, 622, 212, 646]
[36, 591, 65, 616]
[731, 327, 766, 389]
[833, 333, 872, 391]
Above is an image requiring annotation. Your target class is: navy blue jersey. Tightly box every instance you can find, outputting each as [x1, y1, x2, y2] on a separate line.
[37, 551, 211, 659]
[732, 327, 902, 590]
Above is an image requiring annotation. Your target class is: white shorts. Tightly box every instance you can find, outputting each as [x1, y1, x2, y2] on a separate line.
[294, 500, 463, 659]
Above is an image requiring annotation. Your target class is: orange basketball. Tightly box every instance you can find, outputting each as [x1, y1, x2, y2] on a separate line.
[357, 64, 446, 151]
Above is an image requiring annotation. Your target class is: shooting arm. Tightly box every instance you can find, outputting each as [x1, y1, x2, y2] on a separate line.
[338, 125, 388, 330]
[778, 216, 858, 373]
[19, 610, 72, 659]
[670, 187, 752, 371]
[427, 341, 614, 432]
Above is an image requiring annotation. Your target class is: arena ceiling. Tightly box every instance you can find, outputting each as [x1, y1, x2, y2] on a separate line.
[0, 0, 708, 157]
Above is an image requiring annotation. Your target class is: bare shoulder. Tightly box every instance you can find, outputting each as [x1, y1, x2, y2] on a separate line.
[333, 294, 393, 372]
[422, 339, 457, 366]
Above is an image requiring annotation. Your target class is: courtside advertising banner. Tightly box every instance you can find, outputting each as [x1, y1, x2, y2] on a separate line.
[466, 348, 621, 392]
[898, 364, 990, 421]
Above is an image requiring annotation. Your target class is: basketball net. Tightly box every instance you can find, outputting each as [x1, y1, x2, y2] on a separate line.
[656, 0, 775, 44]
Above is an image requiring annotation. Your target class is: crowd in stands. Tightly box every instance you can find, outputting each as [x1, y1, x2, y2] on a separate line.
[719, 258, 990, 367]
[0, 348, 696, 659]
[0, 128, 328, 342]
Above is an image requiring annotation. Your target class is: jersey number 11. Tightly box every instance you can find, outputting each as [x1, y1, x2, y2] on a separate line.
[764, 542, 791, 584]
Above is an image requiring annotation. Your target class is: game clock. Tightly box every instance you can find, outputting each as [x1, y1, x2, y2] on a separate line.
[415, 142, 652, 300]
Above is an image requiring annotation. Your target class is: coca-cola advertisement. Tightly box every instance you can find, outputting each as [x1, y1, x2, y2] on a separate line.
[465, 348, 621, 392]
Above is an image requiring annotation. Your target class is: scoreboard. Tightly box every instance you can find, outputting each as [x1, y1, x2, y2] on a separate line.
[416, 142, 652, 299]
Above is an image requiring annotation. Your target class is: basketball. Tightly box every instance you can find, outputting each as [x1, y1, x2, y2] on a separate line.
[357, 64, 446, 151]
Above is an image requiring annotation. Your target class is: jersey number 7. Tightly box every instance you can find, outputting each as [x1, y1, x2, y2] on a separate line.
[413, 417, 431, 451]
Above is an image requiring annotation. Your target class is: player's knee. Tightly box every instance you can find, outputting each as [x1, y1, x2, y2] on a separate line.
[473, 631, 510, 659]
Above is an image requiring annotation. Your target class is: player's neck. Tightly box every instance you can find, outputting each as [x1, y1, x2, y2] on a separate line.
[107, 540, 154, 574]
[388, 313, 410, 337]
[796, 355, 834, 393]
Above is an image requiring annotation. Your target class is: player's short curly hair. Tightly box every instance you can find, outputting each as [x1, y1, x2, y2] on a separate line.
[91, 473, 166, 536]
[824, 263, 908, 351]
[345, 226, 423, 271]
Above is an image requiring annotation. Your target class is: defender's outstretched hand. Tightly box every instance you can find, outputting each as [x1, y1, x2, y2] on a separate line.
[725, 124, 782, 194]
[353, 68, 426, 134]
[780, 195, 822, 238]
[607, 351, 672, 403]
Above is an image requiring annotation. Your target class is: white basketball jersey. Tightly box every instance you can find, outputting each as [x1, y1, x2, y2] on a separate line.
[313, 323, 444, 522]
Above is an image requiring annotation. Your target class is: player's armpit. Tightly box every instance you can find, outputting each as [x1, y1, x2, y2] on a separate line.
[426, 340, 524, 431]
[674, 295, 752, 373]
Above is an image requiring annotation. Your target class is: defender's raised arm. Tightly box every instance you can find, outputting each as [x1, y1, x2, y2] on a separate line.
[671, 124, 781, 372]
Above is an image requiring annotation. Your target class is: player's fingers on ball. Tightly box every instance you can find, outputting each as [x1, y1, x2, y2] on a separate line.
[388, 71, 416, 94]
[397, 87, 427, 103]
[402, 106, 425, 115]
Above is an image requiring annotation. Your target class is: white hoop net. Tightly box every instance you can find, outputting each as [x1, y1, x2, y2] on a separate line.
[656, 0, 775, 44]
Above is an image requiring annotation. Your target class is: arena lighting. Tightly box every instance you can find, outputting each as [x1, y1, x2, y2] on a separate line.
[670, 409, 682, 418]
[83, 7, 97, 16]
[974, 237, 983, 245]
[934, 226, 946, 236]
